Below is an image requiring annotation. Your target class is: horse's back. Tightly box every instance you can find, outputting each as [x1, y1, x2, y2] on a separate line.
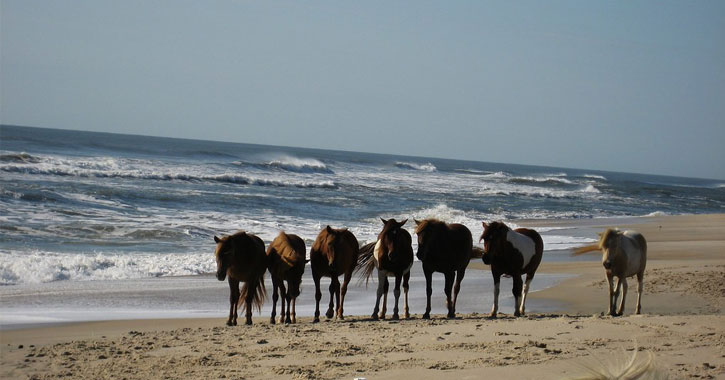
[447, 223, 473, 269]
[622, 230, 647, 274]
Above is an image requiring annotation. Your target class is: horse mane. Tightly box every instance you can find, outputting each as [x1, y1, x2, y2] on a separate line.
[573, 228, 621, 256]
[415, 218, 444, 234]
[598, 228, 621, 250]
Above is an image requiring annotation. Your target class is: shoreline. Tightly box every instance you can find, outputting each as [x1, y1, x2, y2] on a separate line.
[2, 213, 723, 379]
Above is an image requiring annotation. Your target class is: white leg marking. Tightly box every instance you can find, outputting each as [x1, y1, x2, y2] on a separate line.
[520, 278, 532, 315]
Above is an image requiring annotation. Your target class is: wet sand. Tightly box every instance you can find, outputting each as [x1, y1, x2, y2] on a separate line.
[1, 214, 723, 379]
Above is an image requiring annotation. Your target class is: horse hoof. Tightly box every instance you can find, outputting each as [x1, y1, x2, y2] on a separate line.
[404, 313, 410, 319]
[514, 311, 521, 317]
[226, 320, 234, 326]
[270, 318, 276, 324]
[488, 313, 497, 319]
[422, 313, 430, 320]
[371, 314, 379, 321]
[392, 314, 399, 320]
[313, 317, 320, 323]
[447, 312, 456, 319]
[379, 314, 386, 320]
[245, 320, 253, 325]
[325, 310, 334, 319]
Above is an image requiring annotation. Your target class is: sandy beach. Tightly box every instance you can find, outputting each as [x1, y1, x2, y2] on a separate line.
[1, 214, 723, 379]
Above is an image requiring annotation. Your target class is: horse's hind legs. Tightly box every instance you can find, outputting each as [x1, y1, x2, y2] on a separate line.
[403, 271, 410, 319]
[392, 275, 402, 320]
[519, 275, 533, 316]
[270, 277, 279, 324]
[338, 272, 352, 320]
[227, 278, 240, 326]
[444, 272, 455, 318]
[313, 274, 322, 323]
[490, 276, 501, 318]
[423, 270, 433, 319]
[277, 281, 287, 324]
[606, 273, 616, 316]
[372, 270, 385, 320]
[327, 278, 339, 319]
[380, 277, 389, 319]
[616, 277, 628, 316]
[635, 273, 643, 315]
[512, 275, 523, 317]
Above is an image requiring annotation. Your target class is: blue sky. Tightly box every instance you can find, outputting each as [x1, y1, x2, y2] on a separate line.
[2, 1, 724, 179]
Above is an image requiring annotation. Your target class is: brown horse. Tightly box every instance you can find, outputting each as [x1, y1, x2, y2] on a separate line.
[480, 221, 544, 318]
[414, 219, 475, 319]
[213, 231, 267, 326]
[575, 228, 647, 316]
[357, 218, 414, 320]
[266, 231, 306, 324]
[310, 225, 360, 322]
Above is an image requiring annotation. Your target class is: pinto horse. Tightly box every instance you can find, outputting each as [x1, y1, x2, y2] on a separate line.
[214, 231, 267, 326]
[414, 219, 475, 319]
[357, 218, 414, 320]
[575, 228, 647, 316]
[266, 231, 306, 324]
[480, 221, 544, 318]
[310, 226, 360, 322]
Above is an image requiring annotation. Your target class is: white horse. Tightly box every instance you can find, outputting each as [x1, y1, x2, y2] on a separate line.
[576, 229, 647, 316]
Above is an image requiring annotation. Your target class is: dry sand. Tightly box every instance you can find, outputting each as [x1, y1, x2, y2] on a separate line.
[1, 214, 723, 379]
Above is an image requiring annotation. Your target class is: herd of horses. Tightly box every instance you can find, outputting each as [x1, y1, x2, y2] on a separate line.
[213, 218, 647, 326]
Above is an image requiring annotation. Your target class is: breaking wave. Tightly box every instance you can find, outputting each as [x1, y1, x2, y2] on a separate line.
[0, 251, 215, 285]
[395, 162, 437, 172]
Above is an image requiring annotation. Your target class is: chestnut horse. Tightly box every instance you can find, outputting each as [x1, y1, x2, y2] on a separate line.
[414, 219, 475, 319]
[480, 221, 544, 318]
[267, 231, 306, 324]
[576, 228, 647, 316]
[310, 226, 360, 322]
[357, 218, 414, 320]
[214, 231, 267, 326]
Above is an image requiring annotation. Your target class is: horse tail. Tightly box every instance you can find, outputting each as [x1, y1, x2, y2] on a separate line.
[355, 241, 377, 286]
[573, 244, 600, 256]
[470, 246, 484, 259]
[240, 274, 267, 314]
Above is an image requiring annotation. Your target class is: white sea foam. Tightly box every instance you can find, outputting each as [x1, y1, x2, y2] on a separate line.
[583, 174, 608, 180]
[0, 250, 215, 285]
[395, 161, 437, 172]
[265, 154, 331, 173]
[642, 211, 669, 217]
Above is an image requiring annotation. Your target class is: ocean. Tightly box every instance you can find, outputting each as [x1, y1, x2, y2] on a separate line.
[1, 125, 723, 326]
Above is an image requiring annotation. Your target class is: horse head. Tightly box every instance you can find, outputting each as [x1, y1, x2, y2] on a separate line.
[414, 218, 444, 262]
[377, 218, 408, 261]
[599, 228, 621, 270]
[480, 221, 510, 265]
[214, 234, 235, 281]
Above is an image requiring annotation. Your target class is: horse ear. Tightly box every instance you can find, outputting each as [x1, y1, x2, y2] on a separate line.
[414, 219, 421, 226]
[482, 221, 488, 229]
[398, 219, 408, 227]
[380, 217, 387, 224]
[326, 225, 333, 233]
[214, 235, 221, 243]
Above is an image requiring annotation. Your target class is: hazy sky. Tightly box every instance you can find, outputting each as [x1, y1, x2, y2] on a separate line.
[2, 1, 724, 179]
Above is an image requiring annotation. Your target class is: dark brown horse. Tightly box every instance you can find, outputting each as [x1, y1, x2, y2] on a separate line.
[414, 219, 475, 319]
[310, 225, 360, 322]
[266, 231, 306, 324]
[480, 221, 544, 318]
[214, 231, 267, 326]
[357, 218, 414, 320]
